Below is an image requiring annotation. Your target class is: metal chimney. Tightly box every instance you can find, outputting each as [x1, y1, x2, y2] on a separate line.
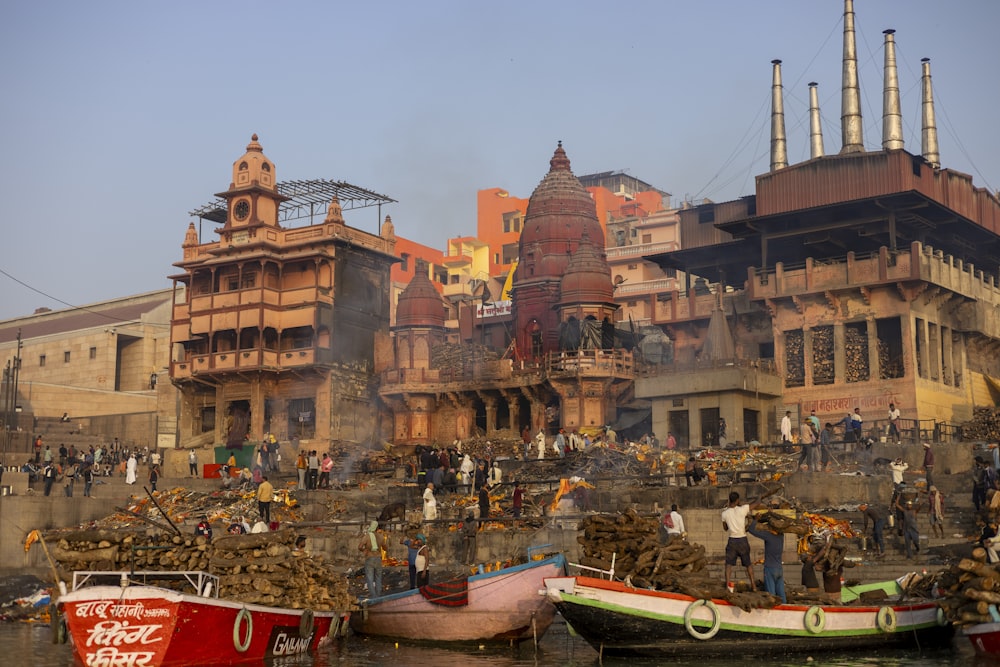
[808, 82, 825, 158]
[881, 29, 904, 150]
[840, 0, 864, 153]
[770, 59, 788, 171]
[921, 57, 940, 168]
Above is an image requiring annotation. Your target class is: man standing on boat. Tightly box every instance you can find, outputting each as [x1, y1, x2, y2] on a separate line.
[359, 520, 388, 598]
[721, 491, 759, 593]
[748, 514, 786, 603]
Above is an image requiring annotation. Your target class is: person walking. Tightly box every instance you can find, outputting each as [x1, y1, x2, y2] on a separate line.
[748, 515, 786, 603]
[780, 411, 793, 451]
[721, 491, 759, 592]
[922, 443, 935, 490]
[148, 464, 159, 492]
[797, 420, 815, 471]
[859, 502, 888, 557]
[82, 465, 94, 497]
[415, 535, 431, 587]
[461, 513, 478, 565]
[819, 423, 833, 471]
[359, 520, 387, 599]
[257, 475, 274, 524]
[296, 450, 308, 490]
[887, 403, 901, 444]
[125, 453, 137, 485]
[422, 482, 438, 521]
[400, 533, 422, 589]
[478, 484, 490, 521]
[895, 498, 921, 559]
[927, 486, 946, 539]
[188, 449, 198, 478]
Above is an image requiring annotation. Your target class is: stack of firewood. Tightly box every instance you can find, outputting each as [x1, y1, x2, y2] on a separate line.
[48, 528, 353, 611]
[845, 326, 871, 382]
[935, 554, 1000, 626]
[812, 326, 835, 385]
[575, 509, 778, 608]
[784, 330, 805, 387]
[962, 407, 1000, 442]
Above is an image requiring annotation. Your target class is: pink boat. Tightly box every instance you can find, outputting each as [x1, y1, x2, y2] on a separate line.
[350, 553, 566, 644]
[57, 570, 350, 666]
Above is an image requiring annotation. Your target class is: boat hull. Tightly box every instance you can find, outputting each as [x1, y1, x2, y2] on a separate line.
[964, 621, 1000, 657]
[545, 576, 952, 657]
[59, 585, 349, 666]
[350, 554, 565, 643]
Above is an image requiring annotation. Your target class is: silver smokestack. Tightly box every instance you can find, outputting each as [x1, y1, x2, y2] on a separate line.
[840, 0, 864, 153]
[881, 29, 904, 150]
[808, 82, 825, 158]
[770, 59, 787, 171]
[921, 57, 940, 168]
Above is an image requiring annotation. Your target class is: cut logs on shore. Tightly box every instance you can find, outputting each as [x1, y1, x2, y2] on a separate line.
[935, 552, 1000, 626]
[46, 527, 353, 611]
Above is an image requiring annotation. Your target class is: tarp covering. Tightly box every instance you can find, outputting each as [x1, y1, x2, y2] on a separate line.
[419, 578, 469, 607]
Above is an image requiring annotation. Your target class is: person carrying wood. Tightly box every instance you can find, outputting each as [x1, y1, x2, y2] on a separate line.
[359, 520, 388, 598]
[748, 514, 786, 603]
[721, 491, 761, 593]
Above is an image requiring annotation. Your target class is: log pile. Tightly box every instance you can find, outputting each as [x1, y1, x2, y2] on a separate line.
[935, 555, 1000, 626]
[812, 326, 835, 385]
[785, 330, 805, 386]
[845, 326, 871, 382]
[48, 528, 353, 611]
[962, 407, 1000, 442]
[575, 509, 778, 609]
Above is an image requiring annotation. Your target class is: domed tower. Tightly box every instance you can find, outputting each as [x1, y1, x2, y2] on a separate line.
[556, 229, 618, 349]
[393, 259, 447, 370]
[511, 142, 605, 360]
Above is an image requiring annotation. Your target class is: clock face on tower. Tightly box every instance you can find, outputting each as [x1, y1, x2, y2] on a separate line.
[233, 199, 250, 221]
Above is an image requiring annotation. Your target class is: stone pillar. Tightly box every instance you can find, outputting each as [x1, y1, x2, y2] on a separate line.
[866, 317, 880, 380]
[483, 397, 498, 437]
[803, 327, 814, 387]
[942, 326, 954, 386]
[250, 378, 265, 440]
[507, 396, 521, 432]
[833, 322, 846, 382]
[916, 317, 929, 379]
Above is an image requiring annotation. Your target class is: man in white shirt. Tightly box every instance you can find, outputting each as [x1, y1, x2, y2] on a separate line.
[887, 403, 901, 444]
[780, 411, 793, 451]
[721, 491, 761, 592]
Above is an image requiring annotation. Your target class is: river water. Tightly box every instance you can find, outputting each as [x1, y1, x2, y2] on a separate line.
[3, 618, 984, 666]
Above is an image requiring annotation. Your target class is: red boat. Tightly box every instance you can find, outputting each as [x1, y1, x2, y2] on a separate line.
[964, 621, 1000, 658]
[57, 570, 350, 666]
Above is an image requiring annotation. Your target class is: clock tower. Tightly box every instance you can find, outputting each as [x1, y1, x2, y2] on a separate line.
[217, 134, 288, 242]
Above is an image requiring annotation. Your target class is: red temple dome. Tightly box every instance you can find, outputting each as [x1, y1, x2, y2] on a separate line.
[395, 260, 445, 328]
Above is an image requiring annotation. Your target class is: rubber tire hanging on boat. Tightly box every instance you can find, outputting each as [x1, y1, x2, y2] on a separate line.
[876, 606, 897, 633]
[299, 609, 314, 637]
[234, 608, 253, 652]
[804, 606, 826, 634]
[683, 599, 721, 640]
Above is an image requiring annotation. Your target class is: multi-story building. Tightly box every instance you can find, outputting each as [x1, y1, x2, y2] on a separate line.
[168, 135, 397, 448]
[638, 5, 1000, 448]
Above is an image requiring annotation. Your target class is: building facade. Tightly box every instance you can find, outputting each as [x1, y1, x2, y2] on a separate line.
[168, 136, 397, 449]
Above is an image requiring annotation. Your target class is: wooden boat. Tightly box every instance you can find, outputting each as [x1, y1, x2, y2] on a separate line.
[963, 621, 1000, 658]
[57, 570, 350, 666]
[350, 553, 566, 643]
[544, 575, 953, 657]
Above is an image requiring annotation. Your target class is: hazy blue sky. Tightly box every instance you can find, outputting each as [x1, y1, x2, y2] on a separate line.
[1, 1, 997, 321]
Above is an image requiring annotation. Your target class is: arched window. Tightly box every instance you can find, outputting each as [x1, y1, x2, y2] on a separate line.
[239, 161, 248, 171]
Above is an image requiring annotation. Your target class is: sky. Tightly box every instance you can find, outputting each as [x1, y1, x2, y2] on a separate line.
[1, 0, 998, 322]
